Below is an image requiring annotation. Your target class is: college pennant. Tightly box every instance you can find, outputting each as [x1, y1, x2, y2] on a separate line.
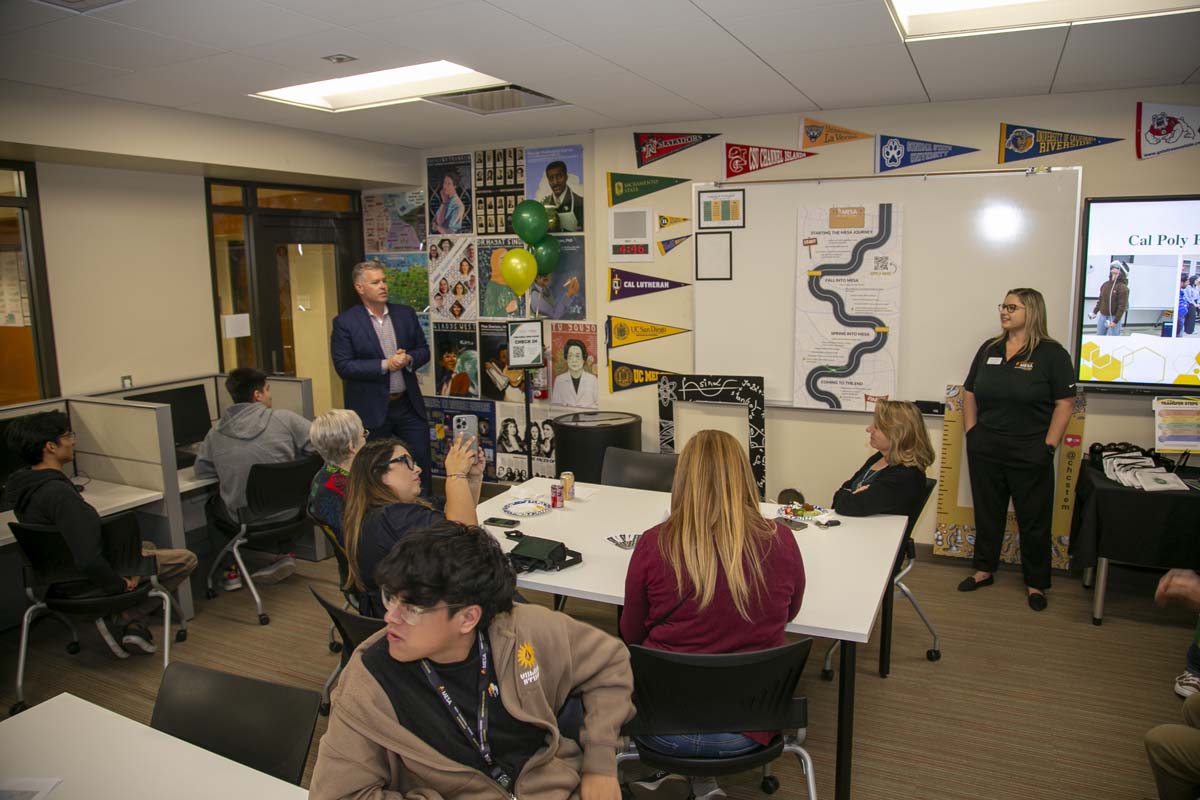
[609, 359, 676, 393]
[605, 315, 691, 349]
[658, 214, 689, 230]
[657, 234, 692, 255]
[876, 135, 978, 172]
[607, 172, 689, 206]
[634, 132, 719, 168]
[801, 118, 872, 147]
[998, 123, 1121, 163]
[609, 268, 689, 302]
[1136, 102, 1199, 159]
[725, 143, 816, 178]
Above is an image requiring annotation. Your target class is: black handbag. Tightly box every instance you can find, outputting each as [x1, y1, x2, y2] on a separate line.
[505, 531, 582, 574]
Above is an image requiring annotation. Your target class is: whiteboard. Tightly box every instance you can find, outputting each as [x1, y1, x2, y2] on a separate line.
[693, 168, 1082, 407]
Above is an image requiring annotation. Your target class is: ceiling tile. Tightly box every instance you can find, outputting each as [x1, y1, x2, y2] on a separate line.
[1, 14, 219, 70]
[722, 2, 901, 54]
[767, 43, 928, 108]
[234, 27, 437, 78]
[256, 0, 444, 26]
[1053, 12, 1200, 93]
[0, 50, 131, 90]
[692, 0, 853, 21]
[91, 0, 333, 49]
[350, 1, 557, 57]
[486, 0, 706, 37]
[910, 27, 1068, 101]
[0, 0, 72, 35]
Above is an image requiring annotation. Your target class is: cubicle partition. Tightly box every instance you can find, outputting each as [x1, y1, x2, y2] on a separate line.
[89, 373, 314, 422]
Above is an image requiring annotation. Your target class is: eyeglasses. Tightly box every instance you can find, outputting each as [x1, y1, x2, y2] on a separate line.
[385, 454, 416, 471]
[381, 591, 467, 625]
[58, 431, 76, 441]
[998, 304, 1026, 313]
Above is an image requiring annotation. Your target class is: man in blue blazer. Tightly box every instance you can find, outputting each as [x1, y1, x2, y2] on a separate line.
[331, 261, 431, 496]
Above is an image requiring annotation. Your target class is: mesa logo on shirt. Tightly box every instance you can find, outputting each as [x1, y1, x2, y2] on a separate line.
[1015, 361, 1034, 371]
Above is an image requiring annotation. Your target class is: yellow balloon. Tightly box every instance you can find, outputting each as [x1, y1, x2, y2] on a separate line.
[500, 248, 537, 296]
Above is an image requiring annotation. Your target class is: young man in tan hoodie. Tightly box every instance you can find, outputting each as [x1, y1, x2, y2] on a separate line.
[310, 522, 634, 800]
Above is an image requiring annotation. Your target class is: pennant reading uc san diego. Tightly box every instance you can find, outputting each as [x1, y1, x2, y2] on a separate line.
[658, 214, 689, 230]
[607, 172, 689, 207]
[609, 359, 675, 393]
[609, 268, 689, 302]
[1137, 102, 1199, 159]
[725, 143, 816, 178]
[606, 315, 690, 349]
[998, 123, 1121, 163]
[634, 132, 719, 168]
[657, 234, 692, 255]
[876, 135, 977, 172]
[802, 118, 871, 147]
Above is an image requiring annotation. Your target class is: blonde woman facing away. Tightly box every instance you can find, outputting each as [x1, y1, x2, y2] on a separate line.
[833, 400, 934, 518]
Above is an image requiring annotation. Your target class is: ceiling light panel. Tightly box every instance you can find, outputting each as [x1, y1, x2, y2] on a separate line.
[889, 0, 1200, 39]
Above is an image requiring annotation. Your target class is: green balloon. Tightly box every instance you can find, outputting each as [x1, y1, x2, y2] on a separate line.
[531, 235, 561, 276]
[512, 199, 549, 245]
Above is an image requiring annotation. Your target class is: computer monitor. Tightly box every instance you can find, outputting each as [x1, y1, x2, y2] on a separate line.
[127, 385, 212, 447]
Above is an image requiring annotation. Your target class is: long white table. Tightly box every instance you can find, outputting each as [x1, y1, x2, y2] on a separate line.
[478, 478, 907, 800]
[0, 693, 308, 799]
[0, 479, 164, 548]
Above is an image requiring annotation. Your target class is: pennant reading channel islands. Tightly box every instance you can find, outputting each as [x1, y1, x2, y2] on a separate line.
[725, 142, 816, 178]
[634, 132, 719, 168]
[607, 172, 689, 207]
[1137, 102, 1198, 160]
[998, 123, 1121, 163]
[606, 315, 690, 348]
[609, 359, 675, 393]
[609, 268, 689, 302]
[658, 214, 689, 230]
[657, 234, 692, 255]
[876, 135, 978, 172]
[802, 118, 871, 147]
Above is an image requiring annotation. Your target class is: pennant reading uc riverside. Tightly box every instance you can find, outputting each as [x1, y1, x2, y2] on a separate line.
[876, 135, 978, 172]
[998, 123, 1121, 163]
[634, 132, 719, 168]
[801, 118, 872, 147]
[1137, 102, 1199, 159]
[609, 268, 689, 302]
[725, 143, 816, 178]
[609, 359, 675, 393]
[607, 172, 689, 206]
[606, 315, 690, 349]
[657, 234, 692, 255]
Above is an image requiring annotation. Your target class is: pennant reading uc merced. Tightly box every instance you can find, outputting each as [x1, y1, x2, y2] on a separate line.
[609, 359, 675, 393]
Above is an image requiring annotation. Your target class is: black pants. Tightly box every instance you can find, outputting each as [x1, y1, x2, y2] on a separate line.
[966, 426, 1055, 590]
[368, 393, 432, 498]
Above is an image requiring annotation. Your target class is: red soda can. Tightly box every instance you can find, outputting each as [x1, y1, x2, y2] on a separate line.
[551, 483, 564, 508]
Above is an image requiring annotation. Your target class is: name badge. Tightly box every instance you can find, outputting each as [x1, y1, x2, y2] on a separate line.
[986, 356, 1002, 365]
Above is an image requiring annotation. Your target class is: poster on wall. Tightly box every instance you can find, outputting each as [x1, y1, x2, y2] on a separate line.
[0, 251, 27, 327]
[526, 145, 584, 232]
[494, 401, 556, 481]
[370, 252, 429, 311]
[529, 235, 585, 320]
[1137, 102, 1199, 159]
[479, 320, 527, 403]
[477, 236, 526, 319]
[432, 321, 479, 398]
[794, 203, 903, 411]
[427, 154, 473, 235]
[474, 147, 525, 235]
[549, 322, 599, 409]
[363, 190, 426, 251]
[697, 189, 745, 229]
[426, 396, 496, 482]
[427, 235, 477, 321]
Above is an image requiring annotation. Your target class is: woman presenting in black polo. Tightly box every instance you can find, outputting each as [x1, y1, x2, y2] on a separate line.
[958, 288, 1076, 611]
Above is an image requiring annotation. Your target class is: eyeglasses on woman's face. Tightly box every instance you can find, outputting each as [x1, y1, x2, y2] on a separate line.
[998, 303, 1026, 314]
[381, 590, 467, 625]
[386, 453, 416, 471]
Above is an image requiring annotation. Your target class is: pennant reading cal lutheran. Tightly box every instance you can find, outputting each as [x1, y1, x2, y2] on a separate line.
[606, 315, 690, 348]
[609, 268, 689, 302]
[876, 134, 977, 172]
[608, 172, 689, 206]
[657, 234, 691, 255]
[610, 359, 675, 393]
[634, 132, 719, 168]
[658, 214, 688, 230]
[725, 143, 816, 178]
[801, 118, 871, 147]
[1137, 102, 1199, 159]
[998, 123, 1121, 163]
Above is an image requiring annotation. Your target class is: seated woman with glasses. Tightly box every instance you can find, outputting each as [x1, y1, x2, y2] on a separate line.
[342, 434, 483, 617]
[620, 429, 805, 799]
[307, 409, 367, 547]
[832, 399, 934, 518]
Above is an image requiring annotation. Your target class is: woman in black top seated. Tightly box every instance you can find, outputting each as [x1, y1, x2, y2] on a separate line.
[342, 434, 483, 617]
[833, 400, 934, 518]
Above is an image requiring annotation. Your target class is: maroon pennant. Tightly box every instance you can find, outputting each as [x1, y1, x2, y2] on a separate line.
[725, 142, 816, 178]
[634, 132, 719, 168]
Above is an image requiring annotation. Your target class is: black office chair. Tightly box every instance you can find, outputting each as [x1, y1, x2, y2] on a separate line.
[8, 512, 185, 716]
[151, 661, 321, 785]
[307, 509, 356, 653]
[821, 477, 940, 680]
[601, 447, 678, 493]
[204, 453, 323, 625]
[310, 586, 385, 716]
[618, 640, 817, 800]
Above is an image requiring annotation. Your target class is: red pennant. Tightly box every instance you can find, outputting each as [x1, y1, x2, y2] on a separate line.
[725, 142, 816, 178]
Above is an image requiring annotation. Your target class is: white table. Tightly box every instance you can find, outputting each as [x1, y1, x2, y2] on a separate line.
[0, 693, 308, 799]
[478, 478, 907, 800]
[0, 479, 164, 548]
[177, 466, 218, 494]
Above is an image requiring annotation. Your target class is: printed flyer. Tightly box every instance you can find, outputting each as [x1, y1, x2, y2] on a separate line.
[427, 235, 477, 321]
[550, 322, 600, 409]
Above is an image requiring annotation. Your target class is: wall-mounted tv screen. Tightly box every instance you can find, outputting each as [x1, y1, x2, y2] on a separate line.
[1075, 195, 1200, 394]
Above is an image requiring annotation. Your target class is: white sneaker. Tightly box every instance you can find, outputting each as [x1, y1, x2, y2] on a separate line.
[1175, 671, 1200, 698]
[94, 618, 129, 659]
[251, 554, 296, 585]
[689, 778, 726, 800]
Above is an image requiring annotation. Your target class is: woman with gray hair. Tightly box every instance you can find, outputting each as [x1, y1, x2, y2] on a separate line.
[307, 409, 366, 546]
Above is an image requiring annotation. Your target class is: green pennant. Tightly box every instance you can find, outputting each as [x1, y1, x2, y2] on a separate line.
[607, 172, 689, 207]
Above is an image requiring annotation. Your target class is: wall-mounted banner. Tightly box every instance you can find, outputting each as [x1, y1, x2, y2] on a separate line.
[998, 123, 1121, 163]
[658, 214, 689, 230]
[634, 132, 719, 167]
[607, 171, 689, 206]
[610, 359, 675, 393]
[801, 118, 871, 148]
[657, 234, 692, 255]
[609, 268, 689, 302]
[725, 142, 816, 178]
[1137, 102, 1199, 159]
[606, 315, 690, 349]
[876, 135, 978, 172]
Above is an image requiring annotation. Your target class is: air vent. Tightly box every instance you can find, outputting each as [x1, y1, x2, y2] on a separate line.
[424, 85, 566, 116]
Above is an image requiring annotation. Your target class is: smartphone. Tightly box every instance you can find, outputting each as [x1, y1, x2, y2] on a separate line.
[452, 414, 479, 440]
[775, 516, 807, 531]
[484, 517, 520, 528]
[815, 519, 842, 529]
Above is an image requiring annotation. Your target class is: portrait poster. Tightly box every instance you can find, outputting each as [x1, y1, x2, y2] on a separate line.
[477, 236, 527, 319]
[526, 145, 585, 232]
[494, 401, 556, 482]
[549, 321, 599, 409]
[363, 190, 426, 251]
[479, 320, 527, 403]
[427, 153, 473, 236]
[426, 396, 497, 482]
[370, 252, 429, 311]
[432, 321, 479, 398]
[427, 235, 477, 321]
[474, 147, 525, 235]
[528, 235, 585, 320]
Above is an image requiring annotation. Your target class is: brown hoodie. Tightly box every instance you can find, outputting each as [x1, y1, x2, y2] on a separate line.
[310, 603, 634, 800]
[1093, 276, 1129, 319]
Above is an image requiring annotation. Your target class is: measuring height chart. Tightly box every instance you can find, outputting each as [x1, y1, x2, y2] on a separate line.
[794, 204, 903, 410]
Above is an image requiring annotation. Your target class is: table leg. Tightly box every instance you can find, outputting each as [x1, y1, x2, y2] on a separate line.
[1082, 567, 1094, 589]
[1091, 558, 1109, 626]
[836, 640, 856, 800]
[878, 580, 893, 678]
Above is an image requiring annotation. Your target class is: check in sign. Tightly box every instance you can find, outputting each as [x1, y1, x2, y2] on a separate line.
[507, 320, 544, 369]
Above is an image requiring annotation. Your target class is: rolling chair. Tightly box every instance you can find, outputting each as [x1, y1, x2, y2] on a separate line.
[307, 509, 356, 653]
[600, 447, 679, 493]
[310, 586, 385, 716]
[204, 453, 323, 625]
[618, 640, 817, 800]
[820, 477, 940, 680]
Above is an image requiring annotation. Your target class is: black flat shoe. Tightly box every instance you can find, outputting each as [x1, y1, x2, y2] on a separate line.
[957, 575, 994, 592]
[1027, 592, 1048, 612]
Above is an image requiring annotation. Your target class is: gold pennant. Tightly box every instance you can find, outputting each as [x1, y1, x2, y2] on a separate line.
[801, 118, 872, 148]
[658, 214, 689, 230]
[607, 315, 691, 348]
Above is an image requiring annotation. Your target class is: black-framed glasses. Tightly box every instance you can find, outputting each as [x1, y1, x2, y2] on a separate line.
[998, 303, 1025, 313]
[385, 454, 416, 471]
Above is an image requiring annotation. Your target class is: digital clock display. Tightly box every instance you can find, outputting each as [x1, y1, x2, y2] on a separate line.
[611, 243, 649, 255]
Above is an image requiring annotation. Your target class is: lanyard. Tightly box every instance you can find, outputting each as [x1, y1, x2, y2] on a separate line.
[419, 632, 515, 795]
[853, 463, 883, 491]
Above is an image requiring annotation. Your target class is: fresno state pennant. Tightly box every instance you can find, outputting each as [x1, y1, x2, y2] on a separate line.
[1137, 102, 1199, 159]
[635, 132, 719, 168]
[609, 268, 689, 301]
[998, 123, 1121, 163]
[610, 359, 675, 393]
[802, 118, 871, 147]
[725, 143, 816, 178]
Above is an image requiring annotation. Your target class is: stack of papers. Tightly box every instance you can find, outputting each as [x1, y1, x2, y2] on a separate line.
[1101, 451, 1191, 491]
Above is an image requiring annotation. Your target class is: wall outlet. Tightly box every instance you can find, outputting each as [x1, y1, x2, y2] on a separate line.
[121, 375, 133, 389]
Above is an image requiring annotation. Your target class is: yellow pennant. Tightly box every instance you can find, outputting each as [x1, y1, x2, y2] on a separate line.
[801, 118, 872, 148]
[658, 214, 689, 230]
[606, 315, 691, 349]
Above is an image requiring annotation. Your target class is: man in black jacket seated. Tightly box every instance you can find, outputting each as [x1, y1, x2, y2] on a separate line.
[1, 411, 197, 658]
